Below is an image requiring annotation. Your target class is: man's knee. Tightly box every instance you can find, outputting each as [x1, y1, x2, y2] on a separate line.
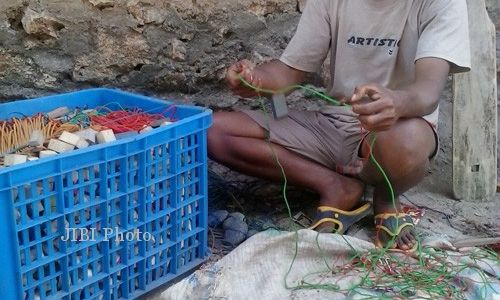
[370, 118, 435, 178]
[208, 111, 266, 159]
[209, 111, 267, 141]
[208, 112, 229, 158]
[208, 112, 226, 139]
[208, 112, 241, 142]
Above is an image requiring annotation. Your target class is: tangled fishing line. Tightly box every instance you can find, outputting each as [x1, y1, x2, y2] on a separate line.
[238, 76, 499, 299]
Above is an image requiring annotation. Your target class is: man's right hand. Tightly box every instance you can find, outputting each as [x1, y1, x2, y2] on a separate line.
[225, 59, 306, 98]
[226, 59, 262, 98]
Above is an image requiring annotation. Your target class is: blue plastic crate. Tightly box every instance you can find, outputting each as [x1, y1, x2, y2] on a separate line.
[0, 88, 212, 300]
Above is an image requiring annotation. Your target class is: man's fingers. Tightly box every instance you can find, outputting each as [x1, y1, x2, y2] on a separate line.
[226, 64, 244, 86]
[241, 67, 255, 83]
[352, 97, 386, 115]
[351, 84, 380, 103]
[226, 59, 258, 93]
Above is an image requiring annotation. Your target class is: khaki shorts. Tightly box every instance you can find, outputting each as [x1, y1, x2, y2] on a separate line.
[242, 106, 438, 171]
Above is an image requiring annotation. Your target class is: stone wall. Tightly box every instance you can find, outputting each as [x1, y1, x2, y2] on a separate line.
[0, 1, 497, 101]
[0, 0, 300, 100]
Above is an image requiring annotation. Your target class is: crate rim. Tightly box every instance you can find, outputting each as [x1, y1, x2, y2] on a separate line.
[0, 88, 213, 176]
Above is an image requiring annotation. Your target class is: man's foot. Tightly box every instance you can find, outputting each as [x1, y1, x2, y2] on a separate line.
[310, 176, 368, 234]
[374, 201, 417, 251]
[318, 175, 364, 211]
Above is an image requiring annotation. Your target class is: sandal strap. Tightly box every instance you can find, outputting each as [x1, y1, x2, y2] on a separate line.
[309, 217, 343, 233]
[317, 202, 371, 216]
[309, 202, 372, 234]
[375, 214, 414, 237]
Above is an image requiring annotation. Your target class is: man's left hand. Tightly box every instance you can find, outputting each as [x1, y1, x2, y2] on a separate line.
[349, 83, 401, 132]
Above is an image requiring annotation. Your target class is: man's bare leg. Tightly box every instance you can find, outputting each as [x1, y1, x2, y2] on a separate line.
[208, 112, 435, 250]
[208, 111, 364, 211]
[359, 118, 436, 250]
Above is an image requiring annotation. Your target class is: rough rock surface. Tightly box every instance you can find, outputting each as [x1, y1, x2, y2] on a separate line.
[0, 0, 298, 100]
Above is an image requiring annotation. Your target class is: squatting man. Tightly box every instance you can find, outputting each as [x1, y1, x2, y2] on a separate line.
[208, 0, 470, 251]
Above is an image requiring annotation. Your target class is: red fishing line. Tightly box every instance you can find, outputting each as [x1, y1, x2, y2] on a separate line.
[91, 108, 175, 133]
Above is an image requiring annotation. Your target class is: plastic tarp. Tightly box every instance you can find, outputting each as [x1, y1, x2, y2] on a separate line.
[158, 230, 500, 300]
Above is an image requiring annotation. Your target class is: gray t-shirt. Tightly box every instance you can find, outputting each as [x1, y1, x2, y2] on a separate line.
[280, 0, 471, 126]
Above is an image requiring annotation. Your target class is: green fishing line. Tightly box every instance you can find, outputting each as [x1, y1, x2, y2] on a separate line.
[237, 75, 498, 299]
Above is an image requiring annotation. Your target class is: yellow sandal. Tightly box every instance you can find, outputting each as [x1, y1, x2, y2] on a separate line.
[309, 202, 372, 234]
[374, 213, 419, 253]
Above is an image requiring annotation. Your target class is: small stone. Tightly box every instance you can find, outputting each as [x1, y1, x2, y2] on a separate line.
[127, 2, 167, 25]
[180, 33, 194, 41]
[224, 229, 246, 246]
[208, 210, 229, 228]
[207, 214, 219, 228]
[168, 38, 187, 62]
[22, 8, 65, 38]
[218, 26, 230, 38]
[88, 0, 114, 9]
[229, 212, 245, 222]
[223, 216, 248, 236]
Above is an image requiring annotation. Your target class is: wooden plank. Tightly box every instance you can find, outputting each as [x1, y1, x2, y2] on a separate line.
[452, 237, 500, 249]
[452, 0, 497, 201]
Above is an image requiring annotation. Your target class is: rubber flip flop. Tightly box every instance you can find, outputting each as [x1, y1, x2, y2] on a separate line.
[374, 213, 419, 253]
[309, 202, 372, 234]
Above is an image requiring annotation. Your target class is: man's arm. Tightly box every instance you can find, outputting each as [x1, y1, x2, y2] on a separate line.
[393, 58, 450, 118]
[349, 57, 450, 132]
[226, 59, 307, 98]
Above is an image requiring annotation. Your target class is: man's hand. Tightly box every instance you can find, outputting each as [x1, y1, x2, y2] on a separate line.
[349, 58, 450, 132]
[349, 84, 402, 132]
[225, 59, 307, 98]
[226, 59, 262, 98]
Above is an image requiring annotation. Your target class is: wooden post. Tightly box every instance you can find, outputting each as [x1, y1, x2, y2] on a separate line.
[452, 0, 497, 201]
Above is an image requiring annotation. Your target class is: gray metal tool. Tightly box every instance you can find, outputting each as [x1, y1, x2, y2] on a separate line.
[270, 93, 288, 119]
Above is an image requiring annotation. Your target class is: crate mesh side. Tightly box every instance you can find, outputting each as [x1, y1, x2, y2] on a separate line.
[6, 124, 208, 300]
